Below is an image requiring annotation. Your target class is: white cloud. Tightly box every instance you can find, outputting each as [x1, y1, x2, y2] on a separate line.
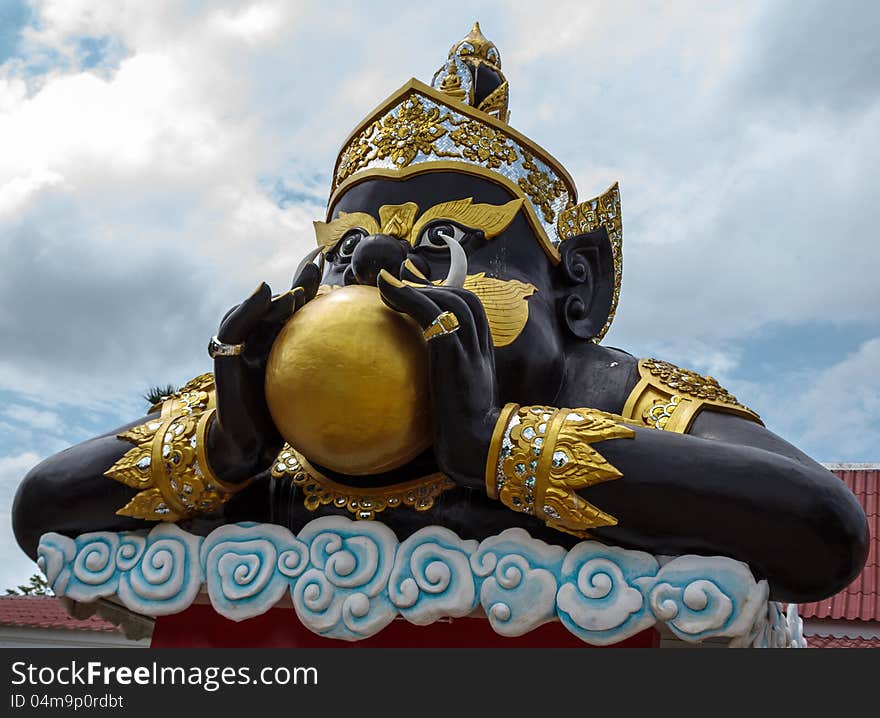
[0, 512, 40, 594]
[209, 2, 286, 44]
[2, 405, 63, 433]
[0, 451, 43, 592]
[0, 451, 41, 496]
[789, 338, 880, 460]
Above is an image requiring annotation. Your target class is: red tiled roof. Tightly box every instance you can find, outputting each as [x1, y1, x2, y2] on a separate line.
[0, 596, 120, 633]
[806, 634, 880, 649]
[799, 465, 879, 621]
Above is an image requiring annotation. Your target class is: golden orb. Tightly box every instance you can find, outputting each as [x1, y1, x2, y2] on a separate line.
[265, 285, 432, 476]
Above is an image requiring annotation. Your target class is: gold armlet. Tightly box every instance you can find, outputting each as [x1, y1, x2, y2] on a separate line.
[149, 372, 216, 417]
[106, 405, 246, 522]
[485, 404, 635, 538]
[622, 358, 762, 433]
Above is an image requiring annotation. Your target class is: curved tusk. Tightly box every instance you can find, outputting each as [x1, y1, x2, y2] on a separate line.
[294, 246, 324, 279]
[438, 232, 467, 288]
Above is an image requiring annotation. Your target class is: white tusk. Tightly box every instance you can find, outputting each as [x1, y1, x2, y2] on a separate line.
[438, 232, 466, 288]
[294, 246, 323, 279]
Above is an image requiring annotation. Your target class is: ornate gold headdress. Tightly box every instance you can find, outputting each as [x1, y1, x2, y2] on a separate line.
[326, 23, 623, 341]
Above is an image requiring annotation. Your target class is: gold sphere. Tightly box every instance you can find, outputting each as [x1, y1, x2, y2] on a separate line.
[265, 285, 432, 476]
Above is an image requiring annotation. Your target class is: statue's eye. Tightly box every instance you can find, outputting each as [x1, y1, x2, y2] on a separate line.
[333, 229, 367, 261]
[418, 222, 468, 249]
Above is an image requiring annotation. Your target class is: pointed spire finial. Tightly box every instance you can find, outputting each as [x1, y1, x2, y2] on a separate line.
[446, 22, 502, 69]
[432, 24, 509, 121]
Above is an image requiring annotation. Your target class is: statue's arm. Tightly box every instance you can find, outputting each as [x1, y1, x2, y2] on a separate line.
[376, 272, 870, 604]
[12, 265, 321, 560]
[13, 411, 166, 559]
[579, 412, 868, 603]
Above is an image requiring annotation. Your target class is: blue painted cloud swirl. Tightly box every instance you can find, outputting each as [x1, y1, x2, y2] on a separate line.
[292, 516, 397, 641]
[389, 526, 478, 625]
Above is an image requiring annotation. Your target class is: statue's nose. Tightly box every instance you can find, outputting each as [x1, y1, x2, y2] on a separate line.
[350, 234, 408, 286]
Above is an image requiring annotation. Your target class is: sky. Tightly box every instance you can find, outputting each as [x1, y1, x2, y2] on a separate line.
[0, 0, 877, 591]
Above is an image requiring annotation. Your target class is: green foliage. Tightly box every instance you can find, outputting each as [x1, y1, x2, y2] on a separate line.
[143, 383, 178, 407]
[6, 573, 53, 596]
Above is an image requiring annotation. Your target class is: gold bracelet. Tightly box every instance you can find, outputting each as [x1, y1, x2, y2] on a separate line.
[485, 403, 635, 537]
[106, 402, 246, 522]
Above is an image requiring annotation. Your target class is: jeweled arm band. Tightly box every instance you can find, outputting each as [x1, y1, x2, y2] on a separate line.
[106, 393, 247, 522]
[484, 403, 636, 537]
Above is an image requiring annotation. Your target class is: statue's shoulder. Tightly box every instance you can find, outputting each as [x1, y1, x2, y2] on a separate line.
[621, 357, 762, 433]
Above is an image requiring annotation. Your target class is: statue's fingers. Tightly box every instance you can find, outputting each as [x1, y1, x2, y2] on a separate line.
[220, 303, 240, 325]
[263, 288, 301, 326]
[292, 261, 321, 301]
[442, 287, 492, 357]
[218, 282, 272, 343]
[411, 286, 481, 357]
[400, 258, 431, 285]
[377, 269, 442, 327]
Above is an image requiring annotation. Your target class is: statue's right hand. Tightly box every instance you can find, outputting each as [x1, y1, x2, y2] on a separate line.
[208, 262, 321, 483]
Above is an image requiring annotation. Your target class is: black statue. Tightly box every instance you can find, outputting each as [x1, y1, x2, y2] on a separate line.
[12, 24, 868, 605]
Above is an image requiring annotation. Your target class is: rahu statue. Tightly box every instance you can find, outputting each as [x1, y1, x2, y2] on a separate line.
[11, 24, 869, 645]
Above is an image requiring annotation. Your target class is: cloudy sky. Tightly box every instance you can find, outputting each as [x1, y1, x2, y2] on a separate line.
[0, 0, 877, 591]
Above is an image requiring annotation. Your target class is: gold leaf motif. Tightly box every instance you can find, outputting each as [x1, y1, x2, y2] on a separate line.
[378, 203, 420, 239]
[116, 488, 181, 522]
[314, 212, 380, 249]
[105, 446, 154, 490]
[178, 373, 215, 395]
[336, 130, 377, 185]
[475, 81, 509, 121]
[550, 413, 635, 491]
[373, 96, 451, 168]
[542, 487, 617, 538]
[518, 149, 566, 223]
[448, 119, 516, 169]
[410, 197, 522, 243]
[118, 420, 162, 446]
[462, 272, 536, 347]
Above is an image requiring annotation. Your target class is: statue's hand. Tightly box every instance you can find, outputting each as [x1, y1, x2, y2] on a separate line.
[377, 269, 499, 489]
[208, 263, 321, 483]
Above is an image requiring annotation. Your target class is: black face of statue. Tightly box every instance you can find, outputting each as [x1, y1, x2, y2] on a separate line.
[325, 171, 568, 407]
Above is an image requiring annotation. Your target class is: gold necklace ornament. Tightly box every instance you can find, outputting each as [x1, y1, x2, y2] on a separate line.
[271, 446, 455, 521]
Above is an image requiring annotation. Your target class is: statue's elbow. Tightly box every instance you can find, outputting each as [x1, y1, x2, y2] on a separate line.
[817, 483, 870, 598]
[777, 471, 870, 603]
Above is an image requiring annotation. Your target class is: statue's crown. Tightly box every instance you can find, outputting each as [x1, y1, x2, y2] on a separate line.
[432, 22, 509, 122]
[328, 23, 624, 340]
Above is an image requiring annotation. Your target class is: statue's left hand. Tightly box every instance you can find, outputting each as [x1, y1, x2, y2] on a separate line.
[377, 269, 500, 489]
[207, 263, 321, 483]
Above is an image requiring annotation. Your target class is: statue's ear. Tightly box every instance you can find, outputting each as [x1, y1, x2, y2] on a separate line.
[556, 227, 614, 340]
